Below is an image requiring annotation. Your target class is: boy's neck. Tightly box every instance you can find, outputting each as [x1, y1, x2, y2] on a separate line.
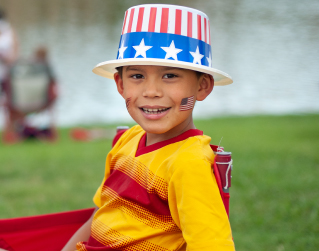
[145, 119, 196, 146]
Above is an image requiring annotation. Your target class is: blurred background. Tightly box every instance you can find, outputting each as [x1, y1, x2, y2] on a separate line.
[0, 0, 318, 128]
[0, 0, 318, 251]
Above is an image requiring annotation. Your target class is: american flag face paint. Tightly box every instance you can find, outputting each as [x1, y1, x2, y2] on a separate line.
[180, 96, 195, 111]
[126, 98, 131, 109]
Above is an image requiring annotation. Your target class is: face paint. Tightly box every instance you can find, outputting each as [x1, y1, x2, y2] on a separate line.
[180, 96, 195, 111]
[125, 97, 131, 109]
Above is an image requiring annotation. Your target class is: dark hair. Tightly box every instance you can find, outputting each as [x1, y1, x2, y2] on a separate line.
[116, 66, 204, 79]
[195, 71, 204, 79]
[116, 66, 123, 78]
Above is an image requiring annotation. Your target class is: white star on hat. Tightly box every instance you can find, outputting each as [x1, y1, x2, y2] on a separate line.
[206, 52, 212, 67]
[161, 40, 182, 61]
[118, 41, 127, 59]
[133, 38, 152, 58]
[190, 46, 204, 65]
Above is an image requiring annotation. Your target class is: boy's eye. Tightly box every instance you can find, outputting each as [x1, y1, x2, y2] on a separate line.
[163, 74, 177, 79]
[131, 74, 144, 79]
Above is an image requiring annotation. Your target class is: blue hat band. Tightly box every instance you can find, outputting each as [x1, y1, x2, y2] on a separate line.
[117, 32, 212, 68]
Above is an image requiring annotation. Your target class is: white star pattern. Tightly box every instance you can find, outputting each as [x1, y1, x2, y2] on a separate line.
[190, 46, 204, 65]
[161, 40, 182, 60]
[206, 52, 212, 67]
[118, 41, 127, 59]
[133, 38, 152, 58]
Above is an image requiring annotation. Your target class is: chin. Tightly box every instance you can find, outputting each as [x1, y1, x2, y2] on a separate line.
[140, 124, 170, 135]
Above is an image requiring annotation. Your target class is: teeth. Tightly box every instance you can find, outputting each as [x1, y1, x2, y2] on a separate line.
[142, 107, 169, 114]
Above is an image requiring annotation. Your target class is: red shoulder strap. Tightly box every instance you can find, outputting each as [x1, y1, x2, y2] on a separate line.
[210, 144, 230, 218]
[112, 127, 129, 147]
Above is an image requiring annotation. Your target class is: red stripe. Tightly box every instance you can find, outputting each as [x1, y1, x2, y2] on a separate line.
[181, 105, 193, 108]
[160, 8, 169, 33]
[136, 7, 144, 32]
[148, 7, 157, 32]
[181, 102, 194, 107]
[187, 12, 192, 37]
[204, 18, 207, 43]
[197, 14, 201, 40]
[127, 8, 135, 33]
[104, 170, 171, 216]
[175, 9, 182, 35]
[121, 11, 128, 34]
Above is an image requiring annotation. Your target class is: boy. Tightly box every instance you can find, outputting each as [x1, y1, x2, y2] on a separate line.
[63, 4, 235, 251]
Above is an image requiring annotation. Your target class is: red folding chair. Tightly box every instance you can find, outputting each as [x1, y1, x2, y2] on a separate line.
[0, 208, 95, 251]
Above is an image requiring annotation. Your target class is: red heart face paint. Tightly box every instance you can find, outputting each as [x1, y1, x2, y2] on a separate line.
[180, 96, 195, 111]
[126, 97, 131, 109]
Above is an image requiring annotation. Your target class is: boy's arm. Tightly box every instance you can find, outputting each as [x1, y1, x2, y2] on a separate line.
[61, 207, 98, 251]
[169, 158, 235, 251]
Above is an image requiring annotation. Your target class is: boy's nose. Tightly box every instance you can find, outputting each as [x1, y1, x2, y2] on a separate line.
[142, 80, 163, 98]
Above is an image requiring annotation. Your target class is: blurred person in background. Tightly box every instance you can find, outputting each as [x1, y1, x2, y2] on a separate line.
[1, 46, 58, 143]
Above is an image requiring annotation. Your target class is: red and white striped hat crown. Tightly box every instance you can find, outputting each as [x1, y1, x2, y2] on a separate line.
[121, 5, 211, 44]
[93, 4, 232, 86]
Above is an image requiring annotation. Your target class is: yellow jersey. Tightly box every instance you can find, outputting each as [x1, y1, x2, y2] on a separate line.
[77, 125, 235, 251]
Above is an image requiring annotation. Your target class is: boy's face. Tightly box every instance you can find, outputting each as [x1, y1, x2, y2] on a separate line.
[114, 65, 213, 137]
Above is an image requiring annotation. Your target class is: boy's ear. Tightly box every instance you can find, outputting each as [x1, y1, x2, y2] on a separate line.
[196, 74, 214, 101]
[114, 72, 125, 97]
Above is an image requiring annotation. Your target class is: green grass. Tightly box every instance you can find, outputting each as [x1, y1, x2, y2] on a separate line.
[1, 114, 319, 250]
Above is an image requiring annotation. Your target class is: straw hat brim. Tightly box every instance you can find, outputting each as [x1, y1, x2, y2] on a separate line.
[92, 58, 233, 86]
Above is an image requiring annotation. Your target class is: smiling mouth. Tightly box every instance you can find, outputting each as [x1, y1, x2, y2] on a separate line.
[141, 107, 170, 114]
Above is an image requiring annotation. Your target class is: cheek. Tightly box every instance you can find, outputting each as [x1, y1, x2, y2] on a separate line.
[179, 95, 195, 111]
[125, 97, 131, 109]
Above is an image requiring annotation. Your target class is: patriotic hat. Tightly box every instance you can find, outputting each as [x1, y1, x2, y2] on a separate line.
[93, 4, 233, 86]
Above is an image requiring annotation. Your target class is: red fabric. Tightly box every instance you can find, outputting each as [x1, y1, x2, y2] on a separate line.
[0, 208, 94, 251]
[135, 129, 203, 157]
[106, 169, 170, 215]
[111, 129, 128, 147]
[210, 144, 219, 152]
